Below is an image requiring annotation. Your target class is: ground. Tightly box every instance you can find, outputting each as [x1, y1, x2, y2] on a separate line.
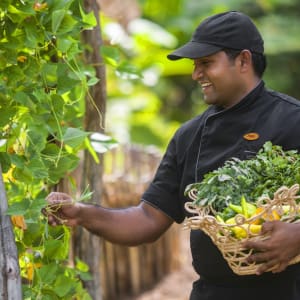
[131, 229, 198, 300]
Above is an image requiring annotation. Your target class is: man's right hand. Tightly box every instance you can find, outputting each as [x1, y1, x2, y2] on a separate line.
[43, 192, 82, 227]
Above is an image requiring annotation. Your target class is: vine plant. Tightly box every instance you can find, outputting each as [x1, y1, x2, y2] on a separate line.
[0, 0, 103, 298]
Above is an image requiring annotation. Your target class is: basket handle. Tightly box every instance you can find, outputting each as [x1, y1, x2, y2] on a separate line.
[185, 201, 201, 214]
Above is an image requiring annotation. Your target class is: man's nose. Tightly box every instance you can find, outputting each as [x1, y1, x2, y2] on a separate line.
[192, 66, 203, 81]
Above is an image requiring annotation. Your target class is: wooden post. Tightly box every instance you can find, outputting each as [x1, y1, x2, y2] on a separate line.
[72, 1, 106, 299]
[0, 165, 22, 300]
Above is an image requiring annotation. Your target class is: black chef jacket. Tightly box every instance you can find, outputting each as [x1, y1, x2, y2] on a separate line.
[142, 81, 300, 300]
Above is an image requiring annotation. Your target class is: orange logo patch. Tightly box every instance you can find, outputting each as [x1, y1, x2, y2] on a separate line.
[243, 132, 260, 141]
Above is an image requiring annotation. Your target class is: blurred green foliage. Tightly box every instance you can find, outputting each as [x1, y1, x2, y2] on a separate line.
[103, 0, 300, 150]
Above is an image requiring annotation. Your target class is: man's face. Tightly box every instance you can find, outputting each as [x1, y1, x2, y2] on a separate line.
[192, 51, 246, 108]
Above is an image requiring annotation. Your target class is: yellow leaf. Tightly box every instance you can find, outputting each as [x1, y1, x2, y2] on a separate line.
[26, 262, 42, 281]
[11, 215, 27, 230]
[17, 56, 27, 63]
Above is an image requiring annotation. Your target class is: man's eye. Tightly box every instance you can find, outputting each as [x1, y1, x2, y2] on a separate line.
[193, 61, 209, 66]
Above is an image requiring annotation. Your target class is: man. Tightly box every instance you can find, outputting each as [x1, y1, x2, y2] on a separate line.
[44, 11, 300, 300]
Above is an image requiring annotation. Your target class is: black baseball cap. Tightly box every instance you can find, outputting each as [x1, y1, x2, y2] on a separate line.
[167, 11, 264, 60]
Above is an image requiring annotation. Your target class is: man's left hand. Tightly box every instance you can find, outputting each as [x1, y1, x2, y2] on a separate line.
[243, 221, 300, 275]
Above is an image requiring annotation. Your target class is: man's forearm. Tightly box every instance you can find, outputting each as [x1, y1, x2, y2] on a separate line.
[77, 203, 172, 246]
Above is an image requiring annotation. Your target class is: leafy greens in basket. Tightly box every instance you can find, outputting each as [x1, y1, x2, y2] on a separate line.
[185, 141, 300, 218]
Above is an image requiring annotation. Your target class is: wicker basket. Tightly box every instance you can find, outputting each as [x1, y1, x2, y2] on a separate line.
[184, 184, 300, 275]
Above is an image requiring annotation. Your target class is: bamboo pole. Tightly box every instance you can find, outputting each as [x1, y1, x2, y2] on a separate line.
[0, 165, 22, 300]
[72, 1, 107, 299]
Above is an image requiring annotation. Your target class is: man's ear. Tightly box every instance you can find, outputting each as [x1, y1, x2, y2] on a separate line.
[238, 50, 252, 71]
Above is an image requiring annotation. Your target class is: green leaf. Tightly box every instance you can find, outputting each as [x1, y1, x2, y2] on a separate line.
[47, 153, 79, 183]
[27, 158, 49, 179]
[13, 166, 33, 184]
[42, 144, 62, 166]
[6, 198, 30, 215]
[14, 91, 36, 110]
[263, 141, 273, 152]
[116, 61, 142, 79]
[57, 63, 82, 94]
[77, 185, 93, 202]
[100, 46, 120, 67]
[87, 77, 100, 86]
[36, 264, 59, 285]
[218, 174, 232, 182]
[84, 137, 100, 163]
[50, 94, 65, 119]
[27, 126, 47, 153]
[41, 63, 57, 86]
[7, 4, 33, 22]
[24, 18, 43, 48]
[65, 41, 81, 58]
[0, 134, 6, 144]
[0, 106, 16, 127]
[56, 13, 78, 35]
[23, 223, 44, 246]
[52, 9, 66, 34]
[54, 274, 75, 297]
[79, 4, 97, 28]
[75, 258, 90, 272]
[30, 193, 48, 209]
[0, 153, 11, 172]
[62, 127, 90, 148]
[57, 37, 76, 53]
[44, 239, 67, 259]
[39, 290, 59, 300]
[90, 132, 118, 154]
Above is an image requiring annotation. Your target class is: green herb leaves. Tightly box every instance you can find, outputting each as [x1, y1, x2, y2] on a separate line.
[185, 141, 300, 212]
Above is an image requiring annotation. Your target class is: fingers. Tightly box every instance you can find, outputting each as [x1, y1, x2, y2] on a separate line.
[259, 221, 274, 235]
[45, 192, 73, 214]
[271, 261, 289, 273]
[243, 239, 267, 252]
[255, 259, 278, 275]
[46, 192, 73, 203]
[242, 221, 276, 251]
[246, 248, 287, 275]
[42, 206, 64, 226]
[254, 260, 288, 275]
[243, 221, 293, 275]
[247, 248, 272, 264]
[43, 192, 74, 226]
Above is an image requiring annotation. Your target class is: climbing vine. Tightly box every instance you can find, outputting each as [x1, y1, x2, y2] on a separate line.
[0, 0, 102, 298]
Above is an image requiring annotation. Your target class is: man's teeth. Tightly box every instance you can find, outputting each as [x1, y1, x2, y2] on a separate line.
[201, 82, 211, 87]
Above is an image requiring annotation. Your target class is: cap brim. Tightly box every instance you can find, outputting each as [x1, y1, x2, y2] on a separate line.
[167, 41, 222, 60]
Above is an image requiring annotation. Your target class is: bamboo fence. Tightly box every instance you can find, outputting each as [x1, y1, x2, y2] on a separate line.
[101, 144, 181, 300]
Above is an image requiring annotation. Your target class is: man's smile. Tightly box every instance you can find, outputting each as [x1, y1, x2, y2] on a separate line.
[200, 82, 212, 88]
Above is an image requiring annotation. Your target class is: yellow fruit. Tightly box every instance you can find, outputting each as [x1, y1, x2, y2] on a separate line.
[251, 207, 281, 224]
[225, 217, 236, 224]
[263, 209, 280, 221]
[231, 224, 262, 239]
[216, 215, 225, 223]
